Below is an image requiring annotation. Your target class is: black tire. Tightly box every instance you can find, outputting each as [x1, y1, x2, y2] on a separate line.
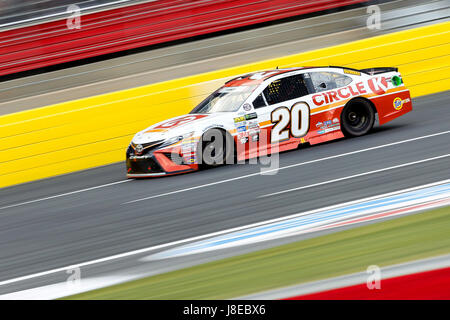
[198, 129, 235, 168]
[341, 98, 375, 137]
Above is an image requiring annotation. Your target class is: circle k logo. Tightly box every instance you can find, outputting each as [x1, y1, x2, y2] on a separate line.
[368, 77, 389, 95]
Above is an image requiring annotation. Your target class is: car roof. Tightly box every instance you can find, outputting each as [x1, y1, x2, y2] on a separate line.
[224, 67, 307, 87]
[224, 66, 365, 87]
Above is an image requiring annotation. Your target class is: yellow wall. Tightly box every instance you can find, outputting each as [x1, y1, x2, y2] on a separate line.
[1, 22, 449, 188]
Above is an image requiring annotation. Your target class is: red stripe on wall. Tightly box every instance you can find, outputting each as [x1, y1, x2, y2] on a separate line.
[285, 267, 450, 300]
[0, 0, 368, 76]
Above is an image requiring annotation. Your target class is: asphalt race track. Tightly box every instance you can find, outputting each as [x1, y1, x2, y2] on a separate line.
[1, 0, 447, 113]
[0, 91, 449, 296]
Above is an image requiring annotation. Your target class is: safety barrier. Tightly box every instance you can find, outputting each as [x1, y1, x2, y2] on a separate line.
[0, 0, 366, 77]
[0, 21, 449, 188]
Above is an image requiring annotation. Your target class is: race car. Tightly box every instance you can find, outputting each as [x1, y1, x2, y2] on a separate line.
[126, 66, 412, 177]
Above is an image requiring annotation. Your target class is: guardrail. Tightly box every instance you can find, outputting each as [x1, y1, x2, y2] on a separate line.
[0, 0, 367, 77]
[0, 22, 449, 188]
[0, 0, 134, 30]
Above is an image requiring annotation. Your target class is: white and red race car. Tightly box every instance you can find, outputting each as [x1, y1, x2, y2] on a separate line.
[126, 66, 412, 177]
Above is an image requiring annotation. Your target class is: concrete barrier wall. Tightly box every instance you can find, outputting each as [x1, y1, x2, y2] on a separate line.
[0, 22, 449, 188]
[0, 0, 366, 76]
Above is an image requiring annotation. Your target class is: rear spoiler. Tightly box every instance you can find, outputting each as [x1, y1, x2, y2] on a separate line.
[359, 67, 398, 75]
[328, 66, 399, 75]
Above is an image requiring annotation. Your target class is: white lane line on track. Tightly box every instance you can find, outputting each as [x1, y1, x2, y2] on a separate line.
[124, 130, 450, 204]
[1, 179, 449, 287]
[2, 130, 449, 210]
[145, 182, 450, 260]
[0, 180, 130, 211]
[261, 154, 450, 198]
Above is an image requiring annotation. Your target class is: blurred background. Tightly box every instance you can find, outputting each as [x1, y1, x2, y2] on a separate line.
[0, 0, 448, 111]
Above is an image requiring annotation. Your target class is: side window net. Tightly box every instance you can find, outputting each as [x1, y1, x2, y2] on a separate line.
[263, 75, 308, 105]
[265, 79, 282, 105]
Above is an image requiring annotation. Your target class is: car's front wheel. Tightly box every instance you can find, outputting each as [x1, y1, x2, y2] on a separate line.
[341, 98, 375, 137]
[198, 129, 234, 167]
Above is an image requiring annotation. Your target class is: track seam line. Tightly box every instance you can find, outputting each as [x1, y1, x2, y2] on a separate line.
[0, 180, 130, 211]
[1, 178, 449, 287]
[2, 130, 449, 210]
[124, 130, 450, 204]
[261, 154, 450, 198]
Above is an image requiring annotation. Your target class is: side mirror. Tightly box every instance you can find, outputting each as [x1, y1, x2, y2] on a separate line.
[319, 82, 327, 89]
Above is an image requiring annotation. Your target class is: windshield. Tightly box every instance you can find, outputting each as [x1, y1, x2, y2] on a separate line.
[190, 85, 257, 114]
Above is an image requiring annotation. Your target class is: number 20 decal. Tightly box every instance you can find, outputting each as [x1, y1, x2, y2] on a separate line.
[271, 102, 310, 143]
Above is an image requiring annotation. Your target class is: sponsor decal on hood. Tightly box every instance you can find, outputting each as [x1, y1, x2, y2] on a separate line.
[133, 114, 217, 144]
[152, 115, 208, 130]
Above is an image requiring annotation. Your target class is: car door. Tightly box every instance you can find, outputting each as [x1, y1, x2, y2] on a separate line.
[251, 73, 311, 147]
[308, 71, 353, 136]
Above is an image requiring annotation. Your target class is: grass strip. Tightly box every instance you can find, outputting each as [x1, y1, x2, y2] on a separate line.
[66, 206, 450, 299]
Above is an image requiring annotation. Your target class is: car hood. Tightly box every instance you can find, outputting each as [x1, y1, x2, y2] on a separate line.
[131, 113, 225, 144]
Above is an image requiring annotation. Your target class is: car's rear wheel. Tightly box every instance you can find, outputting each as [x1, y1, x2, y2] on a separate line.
[341, 98, 375, 137]
[198, 129, 235, 168]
